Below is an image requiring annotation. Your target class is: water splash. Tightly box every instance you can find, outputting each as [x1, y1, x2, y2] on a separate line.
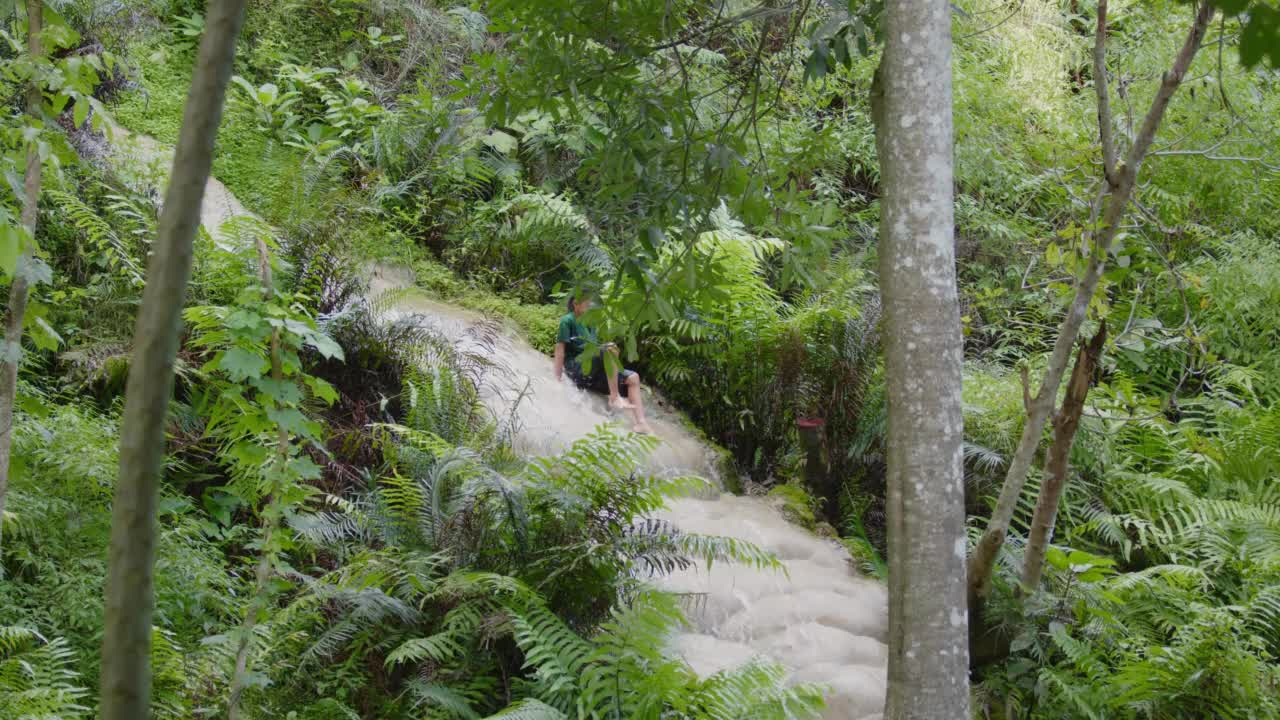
[373, 266, 889, 720]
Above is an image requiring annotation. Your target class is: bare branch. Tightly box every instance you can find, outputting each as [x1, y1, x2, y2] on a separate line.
[958, 0, 1026, 41]
[1124, 1, 1216, 177]
[969, 0, 1216, 604]
[1148, 149, 1280, 171]
[1094, 0, 1118, 184]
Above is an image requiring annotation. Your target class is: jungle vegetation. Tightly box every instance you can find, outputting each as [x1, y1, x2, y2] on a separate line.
[0, 0, 1278, 718]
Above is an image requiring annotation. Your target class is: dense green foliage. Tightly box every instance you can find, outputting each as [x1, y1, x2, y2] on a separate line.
[0, 0, 1278, 717]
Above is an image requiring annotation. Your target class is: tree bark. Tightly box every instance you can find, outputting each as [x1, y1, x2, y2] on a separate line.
[99, 3, 248, 718]
[967, 0, 1215, 605]
[0, 0, 44, 562]
[1020, 322, 1106, 590]
[872, 0, 970, 714]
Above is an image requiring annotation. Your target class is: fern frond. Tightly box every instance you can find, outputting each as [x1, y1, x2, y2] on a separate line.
[481, 698, 567, 720]
[386, 631, 466, 668]
[406, 680, 481, 719]
[1105, 564, 1211, 593]
[0, 625, 90, 719]
[1244, 583, 1280, 651]
[693, 659, 826, 720]
[49, 188, 146, 287]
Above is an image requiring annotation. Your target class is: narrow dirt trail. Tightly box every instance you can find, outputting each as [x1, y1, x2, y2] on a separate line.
[116, 133, 889, 720]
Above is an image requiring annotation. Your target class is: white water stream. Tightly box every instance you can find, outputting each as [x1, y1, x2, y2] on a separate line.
[111, 133, 889, 719]
[366, 270, 890, 720]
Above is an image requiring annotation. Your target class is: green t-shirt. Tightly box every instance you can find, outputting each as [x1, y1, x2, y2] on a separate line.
[557, 312, 597, 371]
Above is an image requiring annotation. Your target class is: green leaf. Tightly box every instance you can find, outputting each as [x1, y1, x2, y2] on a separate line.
[306, 376, 338, 405]
[1212, 0, 1250, 16]
[220, 347, 266, 381]
[29, 315, 61, 351]
[20, 257, 51, 286]
[483, 130, 518, 154]
[804, 50, 828, 82]
[72, 96, 89, 127]
[256, 83, 280, 106]
[1009, 631, 1036, 654]
[833, 34, 851, 67]
[306, 331, 344, 361]
[0, 224, 20, 277]
[267, 406, 319, 439]
[1238, 10, 1277, 67]
[1046, 546, 1069, 571]
[287, 455, 323, 481]
[1045, 242, 1062, 267]
[226, 308, 265, 332]
[255, 378, 303, 405]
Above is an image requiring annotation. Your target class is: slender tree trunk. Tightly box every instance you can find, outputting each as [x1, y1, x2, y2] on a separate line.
[228, 239, 285, 720]
[967, 0, 1215, 605]
[99, 3, 248, 718]
[871, 0, 970, 714]
[1020, 323, 1106, 590]
[0, 0, 44, 562]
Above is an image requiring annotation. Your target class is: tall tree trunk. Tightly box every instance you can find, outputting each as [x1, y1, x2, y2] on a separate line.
[99, 3, 248, 718]
[1020, 322, 1106, 590]
[967, 0, 1215, 606]
[871, 0, 970, 713]
[0, 0, 44, 562]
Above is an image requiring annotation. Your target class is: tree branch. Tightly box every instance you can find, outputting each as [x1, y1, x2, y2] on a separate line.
[1148, 149, 1280, 171]
[1094, 0, 1117, 184]
[968, 0, 1216, 606]
[1123, 1, 1216, 178]
[100, 2, 248, 717]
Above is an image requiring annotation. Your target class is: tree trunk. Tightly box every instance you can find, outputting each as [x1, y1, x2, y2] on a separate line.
[1020, 322, 1107, 590]
[0, 0, 44, 562]
[99, 3, 248, 718]
[967, 0, 1215, 606]
[871, 0, 970, 713]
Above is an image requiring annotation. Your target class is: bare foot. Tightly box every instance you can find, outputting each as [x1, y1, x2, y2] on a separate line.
[609, 396, 635, 411]
[632, 421, 654, 435]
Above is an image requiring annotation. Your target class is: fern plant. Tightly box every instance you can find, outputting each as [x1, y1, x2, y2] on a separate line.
[972, 358, 1280, 718]
[0, 626, 88, 720]
[48, 188, 147, 288]
[493, 590, 825, 720]
[280, 367, 793, 718]
[442, 188, 610, 299]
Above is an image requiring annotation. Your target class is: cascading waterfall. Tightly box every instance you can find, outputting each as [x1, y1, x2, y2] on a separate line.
[109, 129, 889, 719]
[371, 267, 890, 720]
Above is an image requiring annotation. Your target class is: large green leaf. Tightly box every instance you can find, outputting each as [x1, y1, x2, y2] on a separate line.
[220, 347, 266, 381]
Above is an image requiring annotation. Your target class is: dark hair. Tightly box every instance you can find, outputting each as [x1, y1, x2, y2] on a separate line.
[567, 289, 591, 312]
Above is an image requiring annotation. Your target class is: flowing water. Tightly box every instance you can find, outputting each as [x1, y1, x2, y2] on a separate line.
[116, 132, 889, 720]
[369, 267, 890, 720]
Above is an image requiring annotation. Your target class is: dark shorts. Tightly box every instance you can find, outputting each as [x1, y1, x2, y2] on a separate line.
[568, 360, 635, 396]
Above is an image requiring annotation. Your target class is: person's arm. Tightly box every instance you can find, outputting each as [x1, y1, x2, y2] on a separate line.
[553, 342, 566, 382]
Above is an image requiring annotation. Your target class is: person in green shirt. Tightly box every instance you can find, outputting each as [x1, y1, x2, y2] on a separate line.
[553, 292, 652, 434]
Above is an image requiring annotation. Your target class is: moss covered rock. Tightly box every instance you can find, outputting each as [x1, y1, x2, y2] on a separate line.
[766, 481, 819, 531]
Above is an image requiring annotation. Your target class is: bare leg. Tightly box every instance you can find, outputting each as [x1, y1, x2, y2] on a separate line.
[605, 353, 634, 410]
[627, 373, 652, 433]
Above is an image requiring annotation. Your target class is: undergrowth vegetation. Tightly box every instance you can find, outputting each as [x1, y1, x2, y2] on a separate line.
[0, 0, 1278, 717]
